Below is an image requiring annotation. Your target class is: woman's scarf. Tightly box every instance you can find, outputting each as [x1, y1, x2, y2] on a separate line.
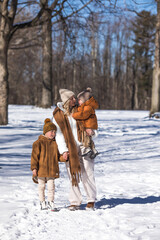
[53, 107, 82, 186]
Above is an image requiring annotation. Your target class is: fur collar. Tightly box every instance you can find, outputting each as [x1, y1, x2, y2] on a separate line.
[57, 102, 65, 112]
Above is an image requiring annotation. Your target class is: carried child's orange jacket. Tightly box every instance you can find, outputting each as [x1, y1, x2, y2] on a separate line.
[72, 96, 99, 130]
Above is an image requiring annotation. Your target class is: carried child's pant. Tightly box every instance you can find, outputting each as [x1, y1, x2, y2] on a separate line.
[38, 177, 55, 202]
[82, 130, 96, 150]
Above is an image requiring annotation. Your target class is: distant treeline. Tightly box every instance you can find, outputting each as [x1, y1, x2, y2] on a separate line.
[8, 10, 156, 110]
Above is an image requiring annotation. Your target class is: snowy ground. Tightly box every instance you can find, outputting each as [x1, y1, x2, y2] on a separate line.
[0, 105, 160, 240]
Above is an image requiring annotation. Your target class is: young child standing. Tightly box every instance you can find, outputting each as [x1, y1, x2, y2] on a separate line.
[72, 87, 99, 159]
[31, 118, 64, 211]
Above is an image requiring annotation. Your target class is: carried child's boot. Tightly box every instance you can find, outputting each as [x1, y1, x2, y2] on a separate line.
[40, 201, 47, 210]
[81, 147, 92, 157]
[90, 149, 99, 159]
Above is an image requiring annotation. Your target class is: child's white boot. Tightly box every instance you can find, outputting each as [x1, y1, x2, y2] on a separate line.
[40, 201, 47, 210]
[48, 201, 58, 211]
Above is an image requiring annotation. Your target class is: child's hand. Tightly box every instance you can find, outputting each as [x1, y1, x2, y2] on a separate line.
[32, 169, 37, 176]
[86, 129, 94, 136]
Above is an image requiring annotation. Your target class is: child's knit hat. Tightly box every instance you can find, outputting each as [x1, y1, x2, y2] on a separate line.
[77, 87, 92, 103]
[59, 88, 75, 104]
[43, 118, 57, 135]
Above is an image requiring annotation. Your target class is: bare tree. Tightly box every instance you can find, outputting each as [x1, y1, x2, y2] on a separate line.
[150, 0, 160, 115]
[40, 0, 97, 108]
[0, 1, 17, 124]
[41, 1, 52, 108]
[0, 0, 96, 124]
[1, 0, 155, 124]
[0, 0, 45, 125]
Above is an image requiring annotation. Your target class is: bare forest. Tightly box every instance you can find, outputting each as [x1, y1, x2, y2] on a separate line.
[0, 0, 157, 125]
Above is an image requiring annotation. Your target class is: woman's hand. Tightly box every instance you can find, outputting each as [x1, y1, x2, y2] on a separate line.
[63, 151, 69, 161]
[86, 128, 94, 136]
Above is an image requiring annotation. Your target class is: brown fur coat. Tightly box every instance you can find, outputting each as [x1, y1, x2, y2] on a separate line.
[31, 135, 62, 178]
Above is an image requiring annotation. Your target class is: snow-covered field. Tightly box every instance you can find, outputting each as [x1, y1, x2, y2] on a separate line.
[0, 105, 160, 240]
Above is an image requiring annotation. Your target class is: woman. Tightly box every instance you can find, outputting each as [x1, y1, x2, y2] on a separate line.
[52, 88, 97, 210]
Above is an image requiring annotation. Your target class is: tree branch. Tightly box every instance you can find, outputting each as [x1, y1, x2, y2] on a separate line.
[8, 0, 17, 19]
[2, 0, 9, 16]
[50, 0, 61, 10]
[10, 7, 45, 39]
[55, 0, 94, 22]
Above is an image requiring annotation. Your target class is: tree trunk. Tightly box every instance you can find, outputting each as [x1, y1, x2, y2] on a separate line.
[150, 0, 160, 115]
[73, 61, 76, 92]
[0, 0, 11, 125]
[0, 0, 44, 124]
[0, 37, 9, 124]
[134, 81, 139, 110]
[41, 7, 53, 108]
[103, 28, 112, 109]
[91, 31, 98, 80]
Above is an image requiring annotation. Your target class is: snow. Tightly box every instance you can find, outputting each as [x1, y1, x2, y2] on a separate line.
[0, 105, 160, 240]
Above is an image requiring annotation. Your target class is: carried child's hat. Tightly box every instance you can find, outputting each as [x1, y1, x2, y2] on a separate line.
[77, 87, 92, 103]
[59, 88, 75, 104]
[43, 118, 57, 135]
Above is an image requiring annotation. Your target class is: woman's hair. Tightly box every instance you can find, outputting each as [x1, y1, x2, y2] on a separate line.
[63, 99, 76, 116]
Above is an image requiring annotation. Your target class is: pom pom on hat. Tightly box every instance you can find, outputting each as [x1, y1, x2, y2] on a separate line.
[43, 118, 57, 135]
[44, 118, 51, 124]
[86, 87, 92, 93]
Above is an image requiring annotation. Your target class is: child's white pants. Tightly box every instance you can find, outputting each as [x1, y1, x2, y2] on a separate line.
[38, 177, 55, 202]
[66, 147, 96, 205]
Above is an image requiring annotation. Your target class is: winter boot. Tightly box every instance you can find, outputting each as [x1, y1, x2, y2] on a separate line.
[90, 149, 99, 159]
[68, 205, 80, 211]
[81, 147, 92, 157]
[40, 201, 47, 210]
[86, 202, 95, 210]
[48, 201, 55, 210]
[48, 201, 58, 211]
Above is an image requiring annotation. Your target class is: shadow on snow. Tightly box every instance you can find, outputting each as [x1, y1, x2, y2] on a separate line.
[95, 196, 160, 209]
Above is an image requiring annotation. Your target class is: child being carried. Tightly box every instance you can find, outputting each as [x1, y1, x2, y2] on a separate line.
[72, 87, 99, 159]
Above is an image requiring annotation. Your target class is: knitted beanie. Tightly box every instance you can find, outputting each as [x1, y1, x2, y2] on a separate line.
[43, 118, 57, 135]
[59, 88, 75, 104]
[77, 87, 92, 103]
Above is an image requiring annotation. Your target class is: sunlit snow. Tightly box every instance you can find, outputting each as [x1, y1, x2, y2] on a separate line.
[0, 105, 160, 240]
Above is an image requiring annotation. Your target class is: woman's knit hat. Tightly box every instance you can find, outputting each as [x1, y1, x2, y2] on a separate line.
[43, 118, 57, 135]
[59, 88, 75, 103]
[77, 87, 92, 103]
